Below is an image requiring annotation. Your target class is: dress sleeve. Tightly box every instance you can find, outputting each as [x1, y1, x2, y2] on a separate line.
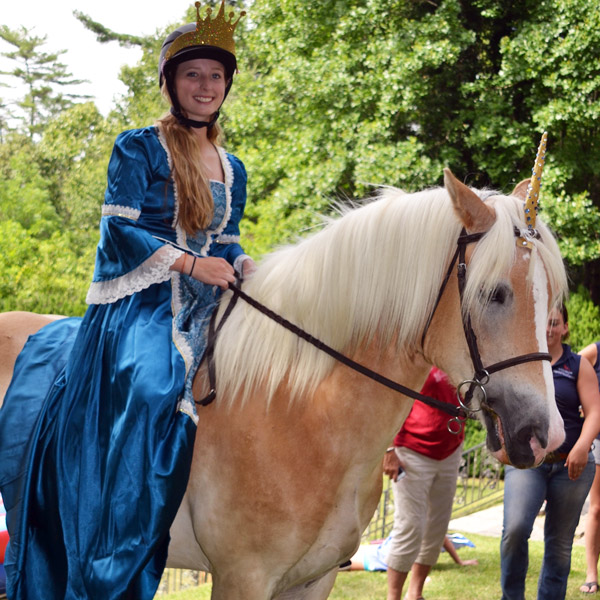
[86, 129, 182, 305]
[211, 153, 251, 271]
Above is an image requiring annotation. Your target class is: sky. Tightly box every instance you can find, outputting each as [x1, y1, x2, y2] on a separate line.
[1, 0, 196, 116]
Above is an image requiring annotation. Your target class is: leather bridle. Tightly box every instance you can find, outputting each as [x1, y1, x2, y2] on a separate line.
[420, 227, 550, 420]
[196, 226, 551, 434]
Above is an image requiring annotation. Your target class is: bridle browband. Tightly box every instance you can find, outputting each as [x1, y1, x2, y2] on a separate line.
[195, 225, 551, 433]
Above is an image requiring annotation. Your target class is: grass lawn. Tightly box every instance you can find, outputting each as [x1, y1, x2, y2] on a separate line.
[157, 532, 589, 599]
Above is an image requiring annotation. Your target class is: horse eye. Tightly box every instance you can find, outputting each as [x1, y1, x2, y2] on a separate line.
[490, 285, 510, 305]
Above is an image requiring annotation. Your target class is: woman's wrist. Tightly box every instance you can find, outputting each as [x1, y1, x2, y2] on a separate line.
[179, 254, 197, 277]
[188, 256, 196, 276]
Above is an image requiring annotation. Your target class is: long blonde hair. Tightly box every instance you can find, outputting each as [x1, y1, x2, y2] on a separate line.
[156, 90, 223, 234]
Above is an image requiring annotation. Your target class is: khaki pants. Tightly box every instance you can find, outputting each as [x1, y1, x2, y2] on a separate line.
[386, 444, 462, 571]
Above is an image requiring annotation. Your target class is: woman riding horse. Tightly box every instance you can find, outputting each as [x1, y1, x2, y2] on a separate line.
[0, 2, 252, 598]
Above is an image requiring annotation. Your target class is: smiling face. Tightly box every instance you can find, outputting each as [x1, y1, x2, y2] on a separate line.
[173, 58, 228, 122]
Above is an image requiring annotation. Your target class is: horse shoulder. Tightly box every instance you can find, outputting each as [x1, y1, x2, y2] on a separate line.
[0, 311, 63, 405]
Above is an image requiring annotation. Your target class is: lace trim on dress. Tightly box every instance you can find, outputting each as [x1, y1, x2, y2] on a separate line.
[233, 253, 250, 275]
[156, 127, 179, 231]
[86, 244, 183, 305]
[101, 204, 141, 220]
[215, 234, 240, 244]
[169, 270, 198, 423]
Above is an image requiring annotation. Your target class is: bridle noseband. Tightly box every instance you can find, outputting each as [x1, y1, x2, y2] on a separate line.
[195, 225, 551, 434]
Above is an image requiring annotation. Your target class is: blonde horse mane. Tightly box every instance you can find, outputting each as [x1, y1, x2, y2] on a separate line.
[214, 186, 567, 407]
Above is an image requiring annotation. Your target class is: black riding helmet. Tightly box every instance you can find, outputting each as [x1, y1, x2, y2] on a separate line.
[158, 1, 245, 128]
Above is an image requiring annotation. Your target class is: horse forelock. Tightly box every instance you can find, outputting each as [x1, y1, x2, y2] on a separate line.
[214, 186, 566, 408]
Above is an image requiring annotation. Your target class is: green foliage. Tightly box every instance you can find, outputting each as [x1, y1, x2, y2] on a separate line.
[37, 102, 117, 233]
[116, 40, 168, 129]
[539, 166, 600, 265]
[226, 0, 476, 251]
[72, 11, 146, 48]
[0, 103, 114, 315]
[0, 25, 89, 138]
[566, 286, 600, 352]
[464, 418, 486, 450]
[220, 0, 600, 263]
[3, 0, 600, 310]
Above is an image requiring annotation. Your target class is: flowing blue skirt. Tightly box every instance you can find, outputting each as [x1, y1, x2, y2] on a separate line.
[0, 282, 197, 599]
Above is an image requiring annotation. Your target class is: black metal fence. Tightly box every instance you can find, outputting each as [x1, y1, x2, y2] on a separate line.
[362, 441, 504, 541]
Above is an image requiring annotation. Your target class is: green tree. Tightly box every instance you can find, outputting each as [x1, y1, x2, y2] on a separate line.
[462, 0, 600, 282]
[0, 102, 117, 315]
[567, 286, 600, 352]
[0, 25, 89, 137]
[220, 0, 600, 270]
[3, 0, 600, 314]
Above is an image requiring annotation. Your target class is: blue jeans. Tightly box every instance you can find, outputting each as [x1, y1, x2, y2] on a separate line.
[500, 455, 595, 600]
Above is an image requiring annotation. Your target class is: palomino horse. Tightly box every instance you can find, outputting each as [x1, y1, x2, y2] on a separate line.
[0, 170, 567, 599]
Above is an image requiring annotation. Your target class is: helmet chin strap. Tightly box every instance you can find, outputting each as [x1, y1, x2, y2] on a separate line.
[170, 106, 220, 129]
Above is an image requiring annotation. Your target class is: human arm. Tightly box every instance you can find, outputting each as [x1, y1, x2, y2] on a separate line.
[579, 343, 598, 368]
[87, 129, 184, 304]
[566, 357, 600, 480]
[443, 536, 478, 566]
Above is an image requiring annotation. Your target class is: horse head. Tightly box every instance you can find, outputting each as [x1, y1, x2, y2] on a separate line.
[425, 169, 566, 469]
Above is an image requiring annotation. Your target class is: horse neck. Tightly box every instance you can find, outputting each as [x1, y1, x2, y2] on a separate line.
[305, 342, 433, 458]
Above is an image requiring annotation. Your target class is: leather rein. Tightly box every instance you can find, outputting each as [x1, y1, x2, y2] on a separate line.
[195, 226, 551, 433]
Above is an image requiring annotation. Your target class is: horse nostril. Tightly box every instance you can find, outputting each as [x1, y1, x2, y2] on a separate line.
[518, 423, 548, 450]
[533, 425, 548, 449]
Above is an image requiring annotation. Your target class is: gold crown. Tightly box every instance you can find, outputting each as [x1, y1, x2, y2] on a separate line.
[517, 132, 547, 249]
[165, 1, 246, 62]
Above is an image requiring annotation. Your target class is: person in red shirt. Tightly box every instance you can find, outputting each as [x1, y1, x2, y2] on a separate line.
[383, 367, 465, 600]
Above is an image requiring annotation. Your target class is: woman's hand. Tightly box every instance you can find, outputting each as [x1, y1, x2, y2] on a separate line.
[191, 256, 235, 289]
[565, 443, 589, 480]
[171, 253, 236, 289]
[382, 448, 404, 482]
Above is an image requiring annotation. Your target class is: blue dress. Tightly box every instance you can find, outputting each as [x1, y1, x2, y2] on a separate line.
[0, 126, 249, 599]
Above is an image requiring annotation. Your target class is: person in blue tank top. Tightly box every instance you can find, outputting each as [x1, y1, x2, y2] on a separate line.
[500, 305, 600, 600]
[0, 3, 254, 599]
[578, 339, 600, 594]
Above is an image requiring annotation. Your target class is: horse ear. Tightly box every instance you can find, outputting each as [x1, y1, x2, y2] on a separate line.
[444, 168, 495, 232]
[511, 178, 530, 200]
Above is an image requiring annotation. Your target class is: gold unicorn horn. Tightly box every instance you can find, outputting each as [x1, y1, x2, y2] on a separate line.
[518, 131, 547, 249]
